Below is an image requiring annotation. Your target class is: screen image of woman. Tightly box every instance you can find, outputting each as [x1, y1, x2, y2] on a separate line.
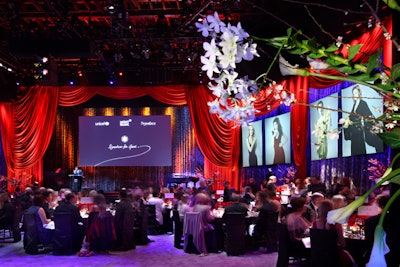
[343, 85, 384, 156]
[272, 117, 288, 164]
[313, 101, 331, 159]
[247, 125, 258, 166]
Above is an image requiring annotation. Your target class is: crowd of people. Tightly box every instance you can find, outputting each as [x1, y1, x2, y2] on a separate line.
[0, 173, 390, 264]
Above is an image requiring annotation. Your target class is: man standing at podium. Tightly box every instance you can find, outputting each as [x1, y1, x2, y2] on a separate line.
[73, 166, 83, 176]
[71, 166, 84, 192]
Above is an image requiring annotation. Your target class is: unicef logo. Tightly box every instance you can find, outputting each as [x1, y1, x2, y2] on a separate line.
[121, 135, 129, 143]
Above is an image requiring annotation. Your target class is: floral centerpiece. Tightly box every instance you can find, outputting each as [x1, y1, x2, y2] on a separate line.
[196, 4, 399, 266]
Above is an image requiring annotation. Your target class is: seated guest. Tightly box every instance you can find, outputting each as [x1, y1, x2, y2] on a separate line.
[147, 189, 165, 227]
[241, 186, 255, 204]
[303, 192, 324, 222]
[312, 199, 355, 267]
[253, 189, 280, 252]
[331, 194, 346, 210]
[54, 192, 85, 253]
[80, 193, 116, 256]
[177, 193, 191, 222]
[0, 191, 21, 242]
[26, 194, 54, 248]
[307, 176, 327, 195]
[192, 192, 217, 255]
[285, 196, 311, 257]
[114, 188, 136, 251]
[222, 191, 248, 217]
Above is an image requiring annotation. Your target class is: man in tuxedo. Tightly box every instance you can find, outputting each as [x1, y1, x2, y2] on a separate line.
[54, 192, 85, 253]
[223, 192, 248, 217]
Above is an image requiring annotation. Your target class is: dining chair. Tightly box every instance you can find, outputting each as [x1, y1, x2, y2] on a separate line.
[310, 228, 340, 267]
[172, 209, 184, 249]
[223, 212, 247, 256]
[52, 212, 74, 255]
[183, 211, 206, 255]
[276, 222, 309, 267]
[23, 212, 42, 255]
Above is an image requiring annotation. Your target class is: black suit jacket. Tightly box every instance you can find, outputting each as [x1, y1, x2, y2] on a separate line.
[54, 201, 83, 226]
[223, 202, 248, 219]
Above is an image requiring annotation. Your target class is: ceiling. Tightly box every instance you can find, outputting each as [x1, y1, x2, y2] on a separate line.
[0, 0, 394, 86]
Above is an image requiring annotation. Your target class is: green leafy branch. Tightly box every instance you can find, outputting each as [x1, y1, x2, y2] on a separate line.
[253, 28, 400, 97]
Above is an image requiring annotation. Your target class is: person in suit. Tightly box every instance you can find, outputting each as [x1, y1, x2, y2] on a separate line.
[54, 192, 85, 253]
[222, 192, 248, 218]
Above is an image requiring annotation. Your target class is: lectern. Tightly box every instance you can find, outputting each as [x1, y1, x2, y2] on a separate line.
[68, 174, 83, 193]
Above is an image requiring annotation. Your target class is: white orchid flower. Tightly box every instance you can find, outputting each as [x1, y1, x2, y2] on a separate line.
[203, 39, 221, 60]
[201, 55, 220, 79]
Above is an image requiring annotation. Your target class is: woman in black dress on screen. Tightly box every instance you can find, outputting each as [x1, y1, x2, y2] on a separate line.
[247, 125, 258, 166]
[272, 117, 288, 164]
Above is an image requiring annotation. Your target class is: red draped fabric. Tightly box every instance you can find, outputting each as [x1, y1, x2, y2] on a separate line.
[186, 84, 240, 189]
[288, 76, 309, 179]
[0, 16, 390, 191]
[254, 81, 288, 116]
[3, 86, 59, 190]
[0, 103, 15, 174]
[59, 85, 188, 106]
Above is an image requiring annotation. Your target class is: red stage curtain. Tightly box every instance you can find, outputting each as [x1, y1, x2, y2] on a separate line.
[0, 103, 15, 174]
[288, 76, 309, 179]
[3, 86, 59, 190]
[186, 84, 241, 189]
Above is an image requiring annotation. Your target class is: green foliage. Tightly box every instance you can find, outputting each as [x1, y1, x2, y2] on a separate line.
[378, 130, 400, 149]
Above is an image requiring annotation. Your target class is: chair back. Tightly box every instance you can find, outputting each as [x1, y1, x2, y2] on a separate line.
[119, 210, 136, 250]
[144, 204, 159, 235]
[53, 212, 73, 255]
[172, 209, 183, 248]
[310, 228, 340, 267]
[223, 212, 246, 255]
[23, 212, 40, 254]
[183, 212, 206, 254]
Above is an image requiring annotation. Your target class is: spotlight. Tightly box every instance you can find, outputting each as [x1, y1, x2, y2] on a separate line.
[109, 80, 114, 85]
[69, 81, 74, 85]
[42, 57, 48, 63]
[118, 72, 123, 76]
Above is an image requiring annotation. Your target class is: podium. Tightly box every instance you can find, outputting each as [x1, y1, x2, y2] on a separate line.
[68, 174, 83, 193]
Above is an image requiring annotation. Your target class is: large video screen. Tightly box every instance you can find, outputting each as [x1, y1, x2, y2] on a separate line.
[341, 84, 384, 157]
[264, 113, 291, 165]
[241, 120, 263, 167]
[79, 115, 171, 166]
[310, 93, 339, 161]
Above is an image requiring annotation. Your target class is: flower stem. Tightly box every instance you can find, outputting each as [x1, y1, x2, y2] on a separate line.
[300, 71, 400, 98]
